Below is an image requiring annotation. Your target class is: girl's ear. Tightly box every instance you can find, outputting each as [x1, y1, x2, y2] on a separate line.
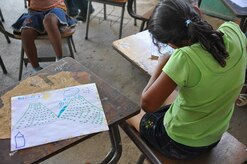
[193, 5, 202, 17]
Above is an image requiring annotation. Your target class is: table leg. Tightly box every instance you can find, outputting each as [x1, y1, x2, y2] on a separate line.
[240, 18, 247, 32]
[101, 124, 122, 164]
[0, 56, 7, 74]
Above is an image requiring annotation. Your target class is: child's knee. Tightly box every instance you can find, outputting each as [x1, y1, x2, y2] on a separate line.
[21, 28, 38, 40]
[43, 14, 58, 27]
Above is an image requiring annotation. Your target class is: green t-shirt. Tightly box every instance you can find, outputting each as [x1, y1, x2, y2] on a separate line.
[163, 22, 247, 147]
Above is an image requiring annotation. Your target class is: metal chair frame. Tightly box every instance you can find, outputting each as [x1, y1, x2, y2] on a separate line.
[127, 0, 153, 32]
[0, 56, 7, 74]
[0, 9, 11, 43]
[0, 8, 9, 74]
[0, 24, 77, 80]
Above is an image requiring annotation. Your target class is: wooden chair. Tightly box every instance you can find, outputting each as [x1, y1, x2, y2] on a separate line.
[127, 0, 153, 32]
[85, 0, 127, 39]
[120, 121, 247, 164]
[127, 0, 202, 32]
[0, 25, 77, 80]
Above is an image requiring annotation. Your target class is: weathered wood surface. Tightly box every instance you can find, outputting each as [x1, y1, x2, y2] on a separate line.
[0, 57, 140, 164]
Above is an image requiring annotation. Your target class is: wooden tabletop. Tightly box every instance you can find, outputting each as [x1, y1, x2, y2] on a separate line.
[113, 30, 159, 76]
[0, 57, 140, 164]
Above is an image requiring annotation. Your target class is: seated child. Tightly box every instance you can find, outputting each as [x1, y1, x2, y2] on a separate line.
[12, 0, 77, 71]
[127, 0, 247, 160]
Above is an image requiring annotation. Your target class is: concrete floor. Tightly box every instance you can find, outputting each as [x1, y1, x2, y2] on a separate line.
[0, 0, 246, 163]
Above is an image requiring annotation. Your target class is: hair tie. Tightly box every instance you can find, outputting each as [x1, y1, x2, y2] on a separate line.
[185, 19, 192, 27]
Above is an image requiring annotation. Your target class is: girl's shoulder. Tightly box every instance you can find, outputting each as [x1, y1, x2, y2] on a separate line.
[218, 21, 243, 35]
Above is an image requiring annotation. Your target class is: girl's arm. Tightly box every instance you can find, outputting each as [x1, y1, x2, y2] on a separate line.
[141, 55, 177, 112]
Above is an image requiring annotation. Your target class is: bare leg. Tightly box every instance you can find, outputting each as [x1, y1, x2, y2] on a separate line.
[126, 109, 146, 132]
[21, 28, 39, 68]
[127, 90, 178, 132]
[43, 14, 62, 58]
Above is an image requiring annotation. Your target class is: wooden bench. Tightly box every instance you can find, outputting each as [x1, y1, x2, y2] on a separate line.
[120, 121, 247, 164]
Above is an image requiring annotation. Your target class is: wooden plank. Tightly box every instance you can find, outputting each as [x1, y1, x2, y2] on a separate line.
[113, 30, 158, 76]
[156, 132, 247, 163]
[121, 121, 247, 164]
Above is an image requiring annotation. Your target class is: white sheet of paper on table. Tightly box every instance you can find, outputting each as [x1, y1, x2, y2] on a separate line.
[151, 43, 174, 57]
[11, 83, 109, 151]
[230, 0, 247, 7]
[135, 30, 174, 58]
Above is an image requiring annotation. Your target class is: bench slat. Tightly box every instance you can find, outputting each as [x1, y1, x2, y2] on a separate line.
[120, 121, 247, 164]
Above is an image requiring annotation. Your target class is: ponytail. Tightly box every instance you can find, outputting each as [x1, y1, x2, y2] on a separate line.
[187, 17, 229, 67]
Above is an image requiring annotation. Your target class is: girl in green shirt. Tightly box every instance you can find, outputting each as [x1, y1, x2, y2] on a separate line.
[127, 0, 247, 159]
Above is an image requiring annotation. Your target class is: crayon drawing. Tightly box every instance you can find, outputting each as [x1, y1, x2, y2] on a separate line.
[11, 83, 109, 151]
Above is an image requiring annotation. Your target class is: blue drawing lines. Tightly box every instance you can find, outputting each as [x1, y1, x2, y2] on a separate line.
[59, 95, 105, 125]
[14, 103, 58, 130]
[15, 131, 25, 149]
[58, 105, 68, 118]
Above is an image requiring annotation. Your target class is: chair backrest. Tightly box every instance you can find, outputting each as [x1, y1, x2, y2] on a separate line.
[0, 21, 17, 40]
[127, 0, 150, 22]
[127, 0, 202, 22]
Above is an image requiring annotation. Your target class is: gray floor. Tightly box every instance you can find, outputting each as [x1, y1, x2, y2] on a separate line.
[0, 0, 246, 163]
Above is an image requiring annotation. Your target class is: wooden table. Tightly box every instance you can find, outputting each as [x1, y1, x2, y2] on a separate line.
[222, 0, 247, 32]
[0, 57, 140, 164]
[113, 30, 159, 76]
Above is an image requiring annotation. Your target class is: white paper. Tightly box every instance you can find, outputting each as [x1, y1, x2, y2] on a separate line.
[135, 30, 174, 57]
[11, 83, 109, 151]
[230, 0, 247, 7]
[151, 43, 174, 57]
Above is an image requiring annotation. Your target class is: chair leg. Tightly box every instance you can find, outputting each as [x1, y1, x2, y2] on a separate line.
[139, 21, 146, 32]
[104, 4, 107, 20]
[24, 0, 27, 8]
[85, 0, 92, 40]
[71, 36, 77, 53]
[0, 56, 7, 74]
[0, 9, 4, 22]
[0, 11, 11, 43]
[137, 154, 146, 164]
[118, 4, 126, 39]
[67, 37, 75, 59]
[134, 0, 137, 26]
[19, 46, 25, 81]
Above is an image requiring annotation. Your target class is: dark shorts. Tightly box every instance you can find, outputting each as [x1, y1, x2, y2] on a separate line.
[140, 105, 219, 159]
[12, 8, 77, 34]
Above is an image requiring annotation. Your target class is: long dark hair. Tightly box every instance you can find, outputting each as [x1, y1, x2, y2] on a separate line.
[148, 0, 228, 67]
